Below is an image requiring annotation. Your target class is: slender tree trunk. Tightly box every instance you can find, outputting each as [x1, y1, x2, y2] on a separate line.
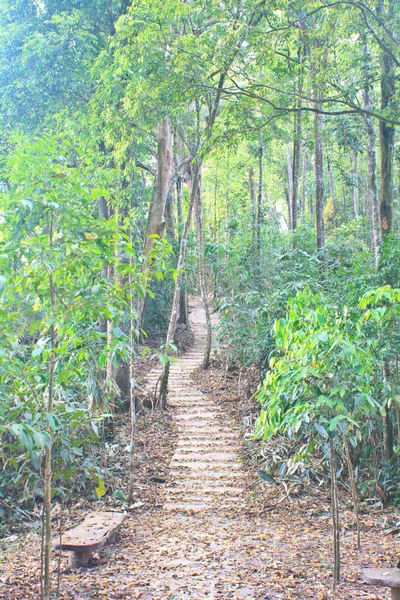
[98, 197, 109, 336]
[315, 108, 325, 255]
[160, 161, 202, 407]
[363, 42, 382, 265]
[248, 167, 257, 242]
[43, 216, 56, 599]
[292, 108, 302, 231]
[257, 141, 263, 268]
[365, 115, 381, 265]
[301, 150, 307, 215]
[176, 175, 184, 225]
[127, 271, 136, 503]
[176, 170, 188, 327]
[344, 436, 361, 550]
[214, 156, 219, 242]
[383, 360, 394, 461]
[379, 0, 395, 237]
[353, 150, 359, 220]
[194, 169, 212, 369]
[330, 438, 340, 589]
[165, 191, 177, 240]
[138, 117, 174, 329]
[286, 144, 293, 230]
[326, 150, 338, 228]
[225, 152, 230, 240]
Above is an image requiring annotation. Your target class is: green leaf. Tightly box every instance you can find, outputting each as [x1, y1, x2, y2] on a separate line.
[257, 470, 277, 484]
[95, 476, 106, 498]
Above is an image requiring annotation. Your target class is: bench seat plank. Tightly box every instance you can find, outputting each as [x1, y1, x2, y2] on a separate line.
[53, 511, 127, 567]
[362, 568, 400, 589]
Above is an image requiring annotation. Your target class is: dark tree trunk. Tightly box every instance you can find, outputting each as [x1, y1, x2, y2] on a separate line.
[194, 168, 212, 369]
[353, 150, 359, 220]
[326, 150, 338, 228]
[248, 167, 257, 241]
[292, 106, 302, 231]
[379, 0, 395, 237]
[138, 116, 174, 329]
[301, 150, 307, 215]
[315, 108, 325, 255]
[286, 144, 293, 230]
[257, 140, 263, 267]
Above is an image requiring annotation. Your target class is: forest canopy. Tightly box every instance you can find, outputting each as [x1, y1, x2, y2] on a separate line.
[0, 0, 399, 597]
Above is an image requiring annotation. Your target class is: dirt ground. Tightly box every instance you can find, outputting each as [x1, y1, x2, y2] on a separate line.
[0, 302, 398, 599]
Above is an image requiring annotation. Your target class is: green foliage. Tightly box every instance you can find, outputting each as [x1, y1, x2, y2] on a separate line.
[0, 132, 171, 519]
[255, 290, 377, 441]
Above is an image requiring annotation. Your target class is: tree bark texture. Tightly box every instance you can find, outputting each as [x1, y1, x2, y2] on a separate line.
[138, 117, 174, 329]
[330, 438, 341, 589]
[286, 144, 293, 230]
[327, 150, 338, 228]
[301, 150, 307, 214]
[379, 0, 395, 237]
[292, 104, 302, 230]
[353, 150, 359, 220]
[160, 161, 202, 407]
[127, 272, 136, 503]
[314, 108, 325, 254]
[248, 167, 256, 241]
[363, 42, 382, 265]
[194, 168, 212, 369]
[257, 142, 263, 267]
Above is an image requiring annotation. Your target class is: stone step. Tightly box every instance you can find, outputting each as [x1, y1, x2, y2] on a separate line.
[174, 413, 221, 421]
[164, 502, 209, 512]
[177, 427, 237, 435]
[169, 486, 244, 495]
[177, 439, 232, 446]
[172, 452, 239, 461]
[171, 461, 241, 471]
[173, 471, 242, 481]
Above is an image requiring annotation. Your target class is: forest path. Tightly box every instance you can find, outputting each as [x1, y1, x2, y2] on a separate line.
[145, 300, 243, 514]
[107, 299, 274, 599]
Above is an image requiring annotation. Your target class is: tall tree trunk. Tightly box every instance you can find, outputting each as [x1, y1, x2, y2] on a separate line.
[43, 212, 56, 600]
[257, 140, 263, 268]
[353, 150, 359, 220]
[194, 168, 212, 369]
[301, 149, 307, 215]
[286, 144, 293, 230]
[292, 107, 302, 231]
[363, 42, 382, 265]
[326, 150, 338, 228]
[127, 270, 136, 503]
[315, 108, 325, 255]
[383, 360, 394, 461]
[176, 171, 188, 327]
[165, 191, 177, 240]
[379, 0, 395, 237]
[330, 438, 341, 589]
[344, 436, 361, 550]
[248, 167, 257, 242]
[160, 161, 202, 407]
[98, 197, 109, 336]
[176, 175, 184, 225]
[138, 117, 174, 330]
[214, 155, 219, 242]
[364, 108, 381, 265]
[225, 152, 230, 240]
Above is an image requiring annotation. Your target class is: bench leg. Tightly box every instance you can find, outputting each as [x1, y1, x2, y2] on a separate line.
[69, 548, 92, 569]
[392, 589, 400, 600]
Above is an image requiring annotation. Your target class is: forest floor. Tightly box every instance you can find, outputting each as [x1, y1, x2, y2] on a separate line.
[0, 299, 398, 599]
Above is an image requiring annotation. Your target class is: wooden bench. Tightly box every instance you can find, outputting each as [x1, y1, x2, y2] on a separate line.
[362, 568, 400, 599]
[53, 511, 127, 568]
